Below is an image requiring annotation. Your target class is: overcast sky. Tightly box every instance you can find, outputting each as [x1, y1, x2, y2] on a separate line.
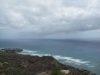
[0, 0, 100, 40]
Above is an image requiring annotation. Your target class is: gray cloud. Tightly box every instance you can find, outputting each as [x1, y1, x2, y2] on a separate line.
[0, 0, 100, 39]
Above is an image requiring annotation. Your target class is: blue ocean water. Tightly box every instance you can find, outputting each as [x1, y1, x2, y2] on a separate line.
[0, 39, 100, 75]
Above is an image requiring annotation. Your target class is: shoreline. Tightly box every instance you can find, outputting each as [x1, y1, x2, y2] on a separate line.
[0, 48, 96, 75]
[20, 49, 94, 68]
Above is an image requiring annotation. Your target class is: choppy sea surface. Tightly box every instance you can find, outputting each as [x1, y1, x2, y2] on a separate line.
[0, 39, 100, 75]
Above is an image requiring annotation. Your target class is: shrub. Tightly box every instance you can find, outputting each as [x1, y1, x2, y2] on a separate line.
[51, 67, 64, 75]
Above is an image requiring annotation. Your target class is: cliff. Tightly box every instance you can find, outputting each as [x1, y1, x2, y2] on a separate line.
[0, 48, 96, 75]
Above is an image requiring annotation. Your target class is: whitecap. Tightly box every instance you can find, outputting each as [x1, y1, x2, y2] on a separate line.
[20, 49, 94, 68]
[53, 55, 91, 66]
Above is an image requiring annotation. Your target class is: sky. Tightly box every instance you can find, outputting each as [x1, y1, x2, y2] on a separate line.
[0, 0, 100, 40]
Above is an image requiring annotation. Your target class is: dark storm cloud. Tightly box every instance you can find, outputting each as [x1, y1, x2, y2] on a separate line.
[0, 0, 100, 39]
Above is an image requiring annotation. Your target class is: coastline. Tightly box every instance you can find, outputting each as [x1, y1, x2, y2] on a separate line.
[0, 48, 96, 75]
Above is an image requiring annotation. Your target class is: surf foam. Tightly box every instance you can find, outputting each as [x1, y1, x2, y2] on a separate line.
[20, 49, 93, 67]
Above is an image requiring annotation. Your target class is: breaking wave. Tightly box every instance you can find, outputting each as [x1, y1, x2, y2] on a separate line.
[19, 49, 94, 68]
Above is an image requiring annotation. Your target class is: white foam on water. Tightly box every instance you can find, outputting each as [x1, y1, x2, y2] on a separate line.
[20, 49, 51, 57]
[53, 55, 91, 66]
[31, 53, 51, 57]
[20, 49, 37, 54]
[23, 49, 37, 53]
[20, 49, 94, 68]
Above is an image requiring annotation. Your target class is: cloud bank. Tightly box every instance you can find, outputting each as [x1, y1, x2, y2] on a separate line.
[0, 0, 100, 39]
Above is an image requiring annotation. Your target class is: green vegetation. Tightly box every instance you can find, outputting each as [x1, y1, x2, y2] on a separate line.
[0, 50, 96, 75]
[0, 61, 24, 75]
[51, 67, 64, 75]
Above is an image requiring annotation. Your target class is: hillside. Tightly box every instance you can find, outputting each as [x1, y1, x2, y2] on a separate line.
[0, 48, 96, 75]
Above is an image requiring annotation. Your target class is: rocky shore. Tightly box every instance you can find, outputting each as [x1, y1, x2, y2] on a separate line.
[0, 48, 96, 75]
[0, 48, 23, 53]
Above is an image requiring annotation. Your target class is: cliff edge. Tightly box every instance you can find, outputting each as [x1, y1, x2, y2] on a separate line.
[0, 48, 96, 75]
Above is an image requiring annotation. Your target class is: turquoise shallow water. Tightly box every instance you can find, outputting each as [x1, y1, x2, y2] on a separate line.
[0, 39, 100, 75]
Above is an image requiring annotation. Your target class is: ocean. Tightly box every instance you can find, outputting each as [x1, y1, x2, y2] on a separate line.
[0, 39, 100, 75]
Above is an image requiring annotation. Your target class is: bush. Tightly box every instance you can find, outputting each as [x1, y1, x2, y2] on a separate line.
[51, 67, 64, 75]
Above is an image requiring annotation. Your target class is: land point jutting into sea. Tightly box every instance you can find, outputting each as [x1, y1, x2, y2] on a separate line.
[0, 48, 96, 75]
